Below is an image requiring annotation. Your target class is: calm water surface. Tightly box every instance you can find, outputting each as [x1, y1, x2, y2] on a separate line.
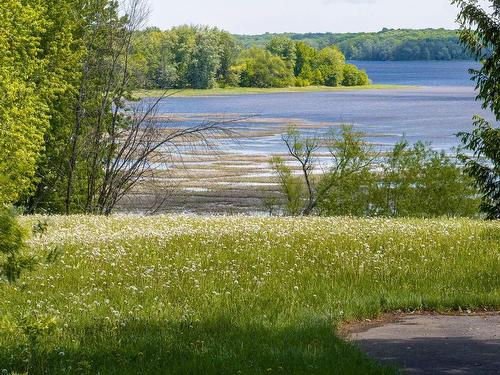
[153, 61, 496, 154]
[350, 60, 480, 87]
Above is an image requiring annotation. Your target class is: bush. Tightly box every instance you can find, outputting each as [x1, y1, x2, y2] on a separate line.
[238, 48, 294, 88]
[273, 126, 480, 218]
[316, 46, 345, 86]
[377, 141, 479, 217]
[318, 171, 376, 216]
[0, 207, 34, 283]
[294, 77, 311, 87]
[270, 156, 305, 215]
[342, 64, 370, 86]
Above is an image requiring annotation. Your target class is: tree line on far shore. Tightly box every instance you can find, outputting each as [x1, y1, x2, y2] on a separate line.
[132, 26, 369, 90]
[235, 28, 473, 61]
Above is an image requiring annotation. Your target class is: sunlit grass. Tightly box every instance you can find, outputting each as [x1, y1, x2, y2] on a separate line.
[133, 84, 414, 98]
[1, 215, 498, 374]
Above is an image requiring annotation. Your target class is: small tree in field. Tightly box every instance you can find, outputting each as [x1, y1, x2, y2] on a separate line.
[453, 0, 500, 219]
[273, 125, 479, 218]
[272, 125, 375, 216]
[0, 207, 34, 283]
[281, 126, 319, 215]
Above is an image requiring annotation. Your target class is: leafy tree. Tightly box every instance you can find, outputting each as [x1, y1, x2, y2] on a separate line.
[131, 26, 239, 89]
[20, 0, 84, 213]
[316, 46, 345, 86]
[280, 126, 320, 215]
[294, 42, 318, 85]
[454, 0, 499, 118]
[167, 25, 197, 88]
[270, 156, 305, 216]
[316, 126, 377, 215]
[22, 0, 150, 214]
[216, 31, 241, 87]
[235, 29, 472, 61]
[454, 0, 500, 219]
[378, 141, 478, 217]
[273, 127, 479, 217]
[342, 64, 369, 86]
[317, 170, 375, 216]
[238, 48, 293, 88]
[132, 28, 178, 89]
[266, 37, 297, 71]
[274, 125, 375, 216]
[458, 117, 500, 219]
[0, 0, 80, 207]
[188, 28, 222, 89]
[0, 1, 50, 205]
[0, 207, 35, 283]
[317, 126, 376, 216]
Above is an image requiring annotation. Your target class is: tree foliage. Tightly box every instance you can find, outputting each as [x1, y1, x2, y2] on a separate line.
[132, 26, 239, 89]
[0, 207, 35, 283]
[454, 0, 500, 219]
[0, 0, 77, 205]
[453, 0, 499, 119]
[342, 64, 370, 86]
[0, 1, 239, 216]
[316, 46, 346, 86]
[273, 126, 479, 217]
[266, 36, 297, 70]
[458, 117, 500, 219]
[375, 141, 478, 217]
[237, 48, 294, 88]
[235, 28, 473, 61]
[132, 30, 370, 89]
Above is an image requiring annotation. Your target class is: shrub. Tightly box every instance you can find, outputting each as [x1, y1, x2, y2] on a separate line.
[316, 46, 345, 86]
[273, 126, 480, 218]
[342, 64, 370, 86]
[239, 48, 293, 88]
[377, 141, 479, 217]
[294, 77, 311, 87]
[270, 156, 306, 216]
[0, 207, 34, 283]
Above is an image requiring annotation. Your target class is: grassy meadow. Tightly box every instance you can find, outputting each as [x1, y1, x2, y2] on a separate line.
[1, 215, 499, 374]
[133, 84, 412, 98]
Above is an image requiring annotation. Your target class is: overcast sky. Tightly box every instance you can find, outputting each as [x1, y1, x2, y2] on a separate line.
[146, 0, 462, 34]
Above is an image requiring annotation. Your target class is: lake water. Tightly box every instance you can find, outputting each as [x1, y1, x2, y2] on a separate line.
[349, 60, 480, 87]
[153, 60, 496, 154]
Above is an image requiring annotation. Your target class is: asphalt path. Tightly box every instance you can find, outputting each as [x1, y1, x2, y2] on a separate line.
[349, 314, 500, 374]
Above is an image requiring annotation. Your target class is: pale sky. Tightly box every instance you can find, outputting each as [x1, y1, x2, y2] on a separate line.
[147, 0, 462, 34]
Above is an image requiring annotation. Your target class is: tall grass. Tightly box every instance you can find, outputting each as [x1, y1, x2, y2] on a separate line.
[1, 215, 499, 374]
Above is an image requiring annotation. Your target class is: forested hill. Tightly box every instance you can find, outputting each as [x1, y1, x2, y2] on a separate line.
[234, 28, 472, 61]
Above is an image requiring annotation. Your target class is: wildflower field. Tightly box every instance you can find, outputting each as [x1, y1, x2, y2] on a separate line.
[1, 215, 499, 374]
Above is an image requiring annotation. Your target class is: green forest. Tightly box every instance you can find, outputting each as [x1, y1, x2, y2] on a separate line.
[133, 26, 369, 90]
[235, 28, 473, 61]
[131, 27, 477, 90]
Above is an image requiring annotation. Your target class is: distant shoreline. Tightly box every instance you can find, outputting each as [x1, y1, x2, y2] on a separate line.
[133, 84, 416, 99]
